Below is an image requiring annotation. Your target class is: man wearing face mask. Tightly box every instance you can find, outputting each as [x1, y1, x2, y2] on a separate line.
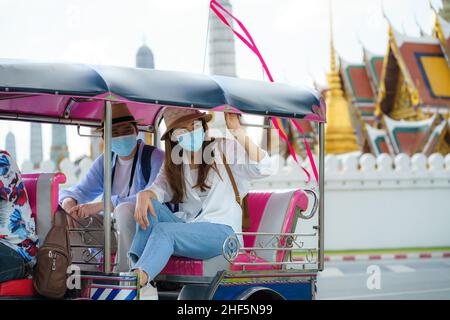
[59, 103, 164, 271]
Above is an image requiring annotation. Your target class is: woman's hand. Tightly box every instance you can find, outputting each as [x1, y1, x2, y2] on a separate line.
[224, 112, 264, 162]
[134, 190, 156, 230]
[224, 113, 243, 133]
[69, 201, 103, 219]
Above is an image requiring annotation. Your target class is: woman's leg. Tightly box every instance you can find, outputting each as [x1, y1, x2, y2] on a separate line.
[0, 243, 26, 283]
[132, 222, 234, 282]
[128, 199, 183, 266]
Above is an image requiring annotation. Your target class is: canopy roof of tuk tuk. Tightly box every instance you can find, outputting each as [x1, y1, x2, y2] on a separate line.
[0, 60, 324, 127]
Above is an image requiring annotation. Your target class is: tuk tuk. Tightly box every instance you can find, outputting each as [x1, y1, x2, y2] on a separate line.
[0, 59, 325, 300]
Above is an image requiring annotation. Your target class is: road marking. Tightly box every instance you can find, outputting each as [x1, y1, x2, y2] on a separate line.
[322, 287, 450, 300]
[319, 267, 344, 278]
[385, 264, 415, 273]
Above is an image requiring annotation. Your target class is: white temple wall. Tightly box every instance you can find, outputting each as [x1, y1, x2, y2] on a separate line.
[250, 153, 450, 251]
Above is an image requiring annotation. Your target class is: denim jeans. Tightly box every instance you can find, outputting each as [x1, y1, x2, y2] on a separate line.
[128, 199, 234, 281]
[0, 242, 26, 283]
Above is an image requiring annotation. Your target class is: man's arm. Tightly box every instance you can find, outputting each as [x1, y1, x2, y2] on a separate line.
[59, 154, 105, 206]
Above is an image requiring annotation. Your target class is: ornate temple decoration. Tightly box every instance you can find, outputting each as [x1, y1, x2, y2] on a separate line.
[324, 7, 450, 157]
[383, 115, 437, 156]
[364, 124, 394, 156]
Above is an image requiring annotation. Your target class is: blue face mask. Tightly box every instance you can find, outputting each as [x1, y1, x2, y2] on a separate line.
[177, 127, 205, 152]
[112, 134, 137, 156]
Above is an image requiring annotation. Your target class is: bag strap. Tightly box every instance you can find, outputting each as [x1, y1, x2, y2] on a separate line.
[221, 152, 241, 205]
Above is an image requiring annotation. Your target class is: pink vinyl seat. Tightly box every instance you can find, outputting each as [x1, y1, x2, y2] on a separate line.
[0, 173, 66, 298]
[157, 189, 309, 280]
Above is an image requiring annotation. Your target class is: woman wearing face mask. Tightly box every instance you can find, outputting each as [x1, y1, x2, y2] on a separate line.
[130, 108, 276, 299]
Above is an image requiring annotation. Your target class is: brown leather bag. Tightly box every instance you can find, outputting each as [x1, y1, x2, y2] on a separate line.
[33, 206, 71, 299]
[221, 153, 251, 230]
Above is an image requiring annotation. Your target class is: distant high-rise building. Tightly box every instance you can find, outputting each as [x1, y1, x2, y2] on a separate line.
[136, 40, 155, 144]
[5, 131, 17, 160]
[30, 123, 43, 169]
[208, 0, 236, 77]
[136, 42, 155, 69]
[50, 124, 69, 167]
[208, 0, 237, 134]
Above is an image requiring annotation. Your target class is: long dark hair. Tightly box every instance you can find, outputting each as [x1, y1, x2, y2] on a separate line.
[163, 120, 219, 204]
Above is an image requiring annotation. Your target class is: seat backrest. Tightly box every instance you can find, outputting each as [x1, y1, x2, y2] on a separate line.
[22, 173, 66, 240]
[246, 190, 309, 263]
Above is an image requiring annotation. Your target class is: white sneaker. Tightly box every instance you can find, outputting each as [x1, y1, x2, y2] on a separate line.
[139, 282, 158, 300]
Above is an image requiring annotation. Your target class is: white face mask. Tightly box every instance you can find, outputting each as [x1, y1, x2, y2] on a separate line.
[176, 127, 205, 152]
[111, 134, 137, 156]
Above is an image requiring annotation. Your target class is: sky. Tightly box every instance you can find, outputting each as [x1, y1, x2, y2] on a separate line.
[0, 0, 445, 166]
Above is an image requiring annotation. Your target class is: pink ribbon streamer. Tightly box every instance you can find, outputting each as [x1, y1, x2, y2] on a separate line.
[210, 0, 319, 184]
[291, 119, 319, 183]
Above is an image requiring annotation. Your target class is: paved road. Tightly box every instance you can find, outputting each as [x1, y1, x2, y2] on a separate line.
[316, 258, 450, 300]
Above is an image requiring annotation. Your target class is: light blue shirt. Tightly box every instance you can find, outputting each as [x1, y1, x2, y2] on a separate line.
[59, 140, 164, 207]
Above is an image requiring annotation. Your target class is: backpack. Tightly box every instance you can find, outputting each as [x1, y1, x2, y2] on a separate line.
[33, 206, 71, 299]
[140, 144, 156, 185]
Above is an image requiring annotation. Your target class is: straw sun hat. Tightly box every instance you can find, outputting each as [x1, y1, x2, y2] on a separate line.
[95, 102, 143, 132]
[160, 108, 212, 140]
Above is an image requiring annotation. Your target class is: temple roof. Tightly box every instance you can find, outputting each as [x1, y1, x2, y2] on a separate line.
[392, 29, 440, 47]
[363, 47, 384, 88]
[340, 57, 376, 104]
[365, 124, 394, 156]
[423, 118, 448, 155]
[391, 29, 450, 107]
[384, 114, 437, 156]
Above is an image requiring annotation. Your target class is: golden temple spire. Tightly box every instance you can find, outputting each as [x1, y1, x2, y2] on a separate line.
[324, 0, 360, 154]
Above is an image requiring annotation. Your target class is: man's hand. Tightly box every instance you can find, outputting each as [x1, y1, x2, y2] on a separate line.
[62, 197, 77, 213]
[134, 191, 156, 230]
[69, 202, 103, 219]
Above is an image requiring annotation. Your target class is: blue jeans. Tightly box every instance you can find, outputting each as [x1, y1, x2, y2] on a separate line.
[0, 242, 26, 283]
[128, 199, 234, 281]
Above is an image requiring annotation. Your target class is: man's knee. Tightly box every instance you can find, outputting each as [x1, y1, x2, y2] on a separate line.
[114, 202, 136, 229]
[115, 202, 135, 216]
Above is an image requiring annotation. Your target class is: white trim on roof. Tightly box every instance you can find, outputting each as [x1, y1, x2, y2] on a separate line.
[363, 47, 384, 61]
[392, 29, 440, 47]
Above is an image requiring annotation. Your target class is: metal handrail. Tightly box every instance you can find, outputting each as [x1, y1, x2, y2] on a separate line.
[301, 189, 319, 220]
[222, 232, 319, 269]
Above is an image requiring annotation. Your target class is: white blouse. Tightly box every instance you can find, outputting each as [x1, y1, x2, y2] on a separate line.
[148, 138, 277, 236]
